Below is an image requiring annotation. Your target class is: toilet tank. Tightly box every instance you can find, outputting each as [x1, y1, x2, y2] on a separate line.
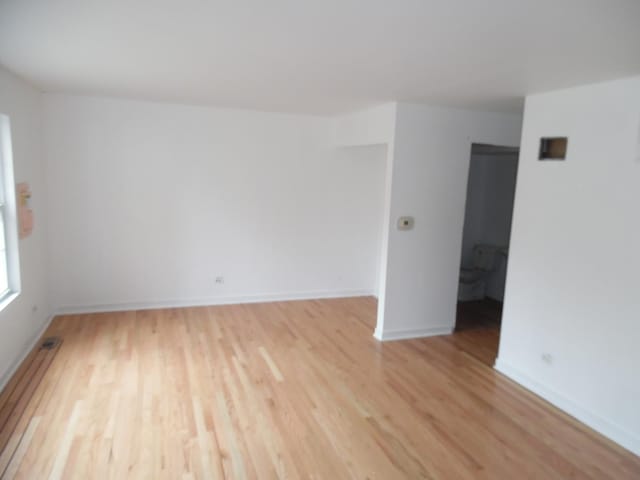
[472, 244, 498, 271]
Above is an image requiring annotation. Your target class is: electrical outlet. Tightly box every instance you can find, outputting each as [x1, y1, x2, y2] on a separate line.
[541, 353, 553, 365]
[215, 276, 224, 285]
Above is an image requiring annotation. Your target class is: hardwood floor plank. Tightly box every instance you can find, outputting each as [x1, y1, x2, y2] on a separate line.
[0, 297, 638, 479]
[2, 415, 40, 479]
[48, 400, 83, 480]
[258, 347, 284, 383]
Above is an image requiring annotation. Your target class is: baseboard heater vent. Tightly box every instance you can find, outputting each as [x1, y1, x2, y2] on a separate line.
[0, 335, 62, 477]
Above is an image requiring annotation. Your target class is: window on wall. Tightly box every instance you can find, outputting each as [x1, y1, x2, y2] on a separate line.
[0, 202, 7, 295]
[0, 114, 21, 307]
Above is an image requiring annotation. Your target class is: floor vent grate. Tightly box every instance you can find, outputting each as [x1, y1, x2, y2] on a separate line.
[40, 337, 61, 351]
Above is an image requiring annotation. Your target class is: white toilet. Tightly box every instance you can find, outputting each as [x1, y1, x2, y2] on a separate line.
[458, 244, 501, 302]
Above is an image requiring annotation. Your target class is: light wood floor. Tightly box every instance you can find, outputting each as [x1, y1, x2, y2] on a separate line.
[1, 297, 638, 479]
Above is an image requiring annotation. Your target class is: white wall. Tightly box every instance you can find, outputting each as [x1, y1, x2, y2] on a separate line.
[375, 103, 522, 340]
[461, 152, 518, 300]
[336, 145, 388, 298]
[331, 103, 396, 147]
[44, 95, 386, 312]
[497, 76, 640, 455]
[0, 67, 50, 388]
[330, 103, 397, 301]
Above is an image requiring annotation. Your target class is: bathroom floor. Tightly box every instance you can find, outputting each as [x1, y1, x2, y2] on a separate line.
[445, 299, 502, 366]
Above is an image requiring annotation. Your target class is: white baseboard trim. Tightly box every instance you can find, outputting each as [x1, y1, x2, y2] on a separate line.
[373, 325, 453, 342]
[0, 313, 55, 392]
[54, 289, 376, 316]
[494, 358, 640, 457]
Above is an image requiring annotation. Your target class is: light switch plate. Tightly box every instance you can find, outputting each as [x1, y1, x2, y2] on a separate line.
[397, 216, 414, 231]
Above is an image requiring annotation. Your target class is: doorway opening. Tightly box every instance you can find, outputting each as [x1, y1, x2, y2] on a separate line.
[454, 143, 519, 366]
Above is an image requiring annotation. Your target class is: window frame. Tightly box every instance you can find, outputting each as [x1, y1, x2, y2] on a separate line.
[0, 114, 22, 310]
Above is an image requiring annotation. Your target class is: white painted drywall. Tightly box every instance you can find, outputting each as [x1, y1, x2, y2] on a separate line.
[460, 153, 518, 300]
[331, 102, 397, 303]
[43, 94, 386, 312]
[497, 76, 640, 455]
[336, 145, 387, 298]
[331, 103, 396, 147]
[0, 66, 50, 388]
[375, 103, 522, 340]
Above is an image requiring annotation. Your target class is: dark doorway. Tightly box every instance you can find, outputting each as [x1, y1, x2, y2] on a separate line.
[453, 143, 519, 366]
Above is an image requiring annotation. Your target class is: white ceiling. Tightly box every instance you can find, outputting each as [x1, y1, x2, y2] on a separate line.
[1, 1, 639, 115]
